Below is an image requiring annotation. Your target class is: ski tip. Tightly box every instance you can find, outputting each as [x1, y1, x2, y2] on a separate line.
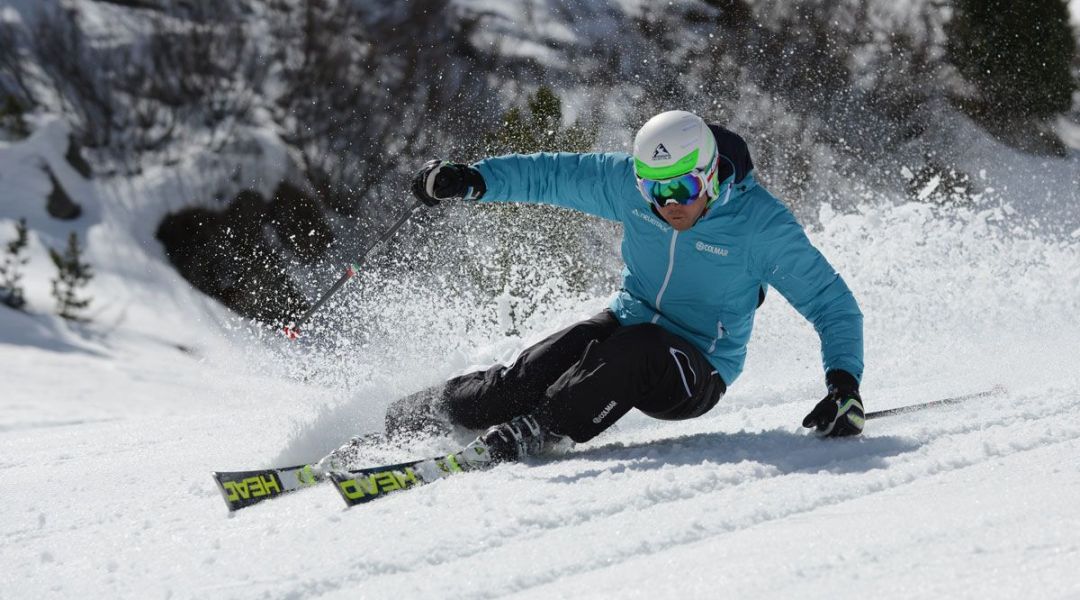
[282, 324, 300, 340]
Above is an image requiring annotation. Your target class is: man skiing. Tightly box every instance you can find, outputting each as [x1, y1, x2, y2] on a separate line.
[335, 110, 864, 470]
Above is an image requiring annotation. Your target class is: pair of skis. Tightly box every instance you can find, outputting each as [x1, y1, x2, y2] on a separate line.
[212, 385, 1006, 512]
[214, 436, 502, 512]
[213, 450, 482, 512]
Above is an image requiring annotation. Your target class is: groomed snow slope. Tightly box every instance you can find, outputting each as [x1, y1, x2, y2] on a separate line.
[3, 184, 1079, 599]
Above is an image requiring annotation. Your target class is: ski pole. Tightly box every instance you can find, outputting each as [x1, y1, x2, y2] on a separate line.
[865, 385, 1006, 420]
[282, 199, 426, 340]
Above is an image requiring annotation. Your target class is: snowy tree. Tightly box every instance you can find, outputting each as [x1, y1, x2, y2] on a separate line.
[489, 87, 595, 155]
[49, 232, 93, 322]
[469, 86, 602, 335]
[0, 18, 35, 114]
[0, 95, 30, 140]
[263, 0, 498, 218]
[0, 218, 30, 310]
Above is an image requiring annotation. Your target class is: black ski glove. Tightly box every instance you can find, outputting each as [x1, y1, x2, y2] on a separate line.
[802, 370, 865, 437]
[411, 160, 486, 206]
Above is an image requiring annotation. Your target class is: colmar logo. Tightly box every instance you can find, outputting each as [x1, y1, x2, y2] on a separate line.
[652, 143, 671, 161]
[695, 241, 729, 256]
[592, 401, 618, 424]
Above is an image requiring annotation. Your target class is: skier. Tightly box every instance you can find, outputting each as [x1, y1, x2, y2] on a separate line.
[333, 110, 864, 470]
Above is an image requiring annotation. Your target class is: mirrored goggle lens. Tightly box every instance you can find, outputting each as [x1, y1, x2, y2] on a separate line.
[639, 173, 704, 206]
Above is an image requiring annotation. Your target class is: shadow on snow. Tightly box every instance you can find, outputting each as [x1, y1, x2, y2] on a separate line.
[545, 428, 920, 483]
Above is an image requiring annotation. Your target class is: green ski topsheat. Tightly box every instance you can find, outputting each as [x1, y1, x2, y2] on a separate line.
[212, 464, 322, 511]
[331, 453, 472, 507]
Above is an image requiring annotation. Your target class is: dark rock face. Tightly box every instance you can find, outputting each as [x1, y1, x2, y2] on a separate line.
[155, 183, 334, 324]
[268, 181, 334, 263]
[65, 136, 93, 179]
[44, 167, 82, 220]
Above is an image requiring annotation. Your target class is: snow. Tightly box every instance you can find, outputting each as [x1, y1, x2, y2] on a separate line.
[5, 294, 1080, 599]
[916, 110, 1080, 236]
[3, 26, 1080, 597]
[916, 174, 941, 201]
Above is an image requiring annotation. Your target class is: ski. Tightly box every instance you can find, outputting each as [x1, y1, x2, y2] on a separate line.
[212, 464, 324, 511]
[330, 451, 478, 507]
[215, 384, 1008, 512]
[865, 385, 1006, 420]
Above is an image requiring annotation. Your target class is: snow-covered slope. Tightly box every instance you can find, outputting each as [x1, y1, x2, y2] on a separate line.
[3, 181, 1079, 598]
[2, 2, 1080, 593]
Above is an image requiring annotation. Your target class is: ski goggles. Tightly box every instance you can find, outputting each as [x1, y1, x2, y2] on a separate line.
[637, 170, 710, 207]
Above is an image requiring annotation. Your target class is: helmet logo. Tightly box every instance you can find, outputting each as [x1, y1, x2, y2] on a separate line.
[652, 143, 671, 161]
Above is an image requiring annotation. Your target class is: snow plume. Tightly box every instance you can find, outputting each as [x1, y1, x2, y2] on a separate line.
[254, 184, 1080, 466]
[831, 199, 1080, 392]
[263, 201, 620, 464]
[741, 195, 1080, 410]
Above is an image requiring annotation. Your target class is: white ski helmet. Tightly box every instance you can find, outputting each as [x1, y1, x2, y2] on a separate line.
[632, 110, 721, 202]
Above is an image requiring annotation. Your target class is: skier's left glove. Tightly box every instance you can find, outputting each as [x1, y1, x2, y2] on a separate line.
[802, 370, 865, 437]
[411, 160, 486, 206]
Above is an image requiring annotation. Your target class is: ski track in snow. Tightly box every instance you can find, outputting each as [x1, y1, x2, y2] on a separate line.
[246, 388, 1080, 600]
[5, 358, 1077, 599]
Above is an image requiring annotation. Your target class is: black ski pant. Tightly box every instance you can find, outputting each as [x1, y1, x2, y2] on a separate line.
[385, 310, 726, 443]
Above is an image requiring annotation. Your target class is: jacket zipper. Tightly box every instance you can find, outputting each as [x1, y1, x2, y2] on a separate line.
[652, 230, 678, 323]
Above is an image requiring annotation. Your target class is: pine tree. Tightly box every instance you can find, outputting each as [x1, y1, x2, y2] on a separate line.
[0, 95, 30, 140]
[0, 218, 30, 310]
[488, 86, 595, 155]
[947, 0, 1077, 123]
[472, 86, 600, 334]
[49, 231, 93, 321]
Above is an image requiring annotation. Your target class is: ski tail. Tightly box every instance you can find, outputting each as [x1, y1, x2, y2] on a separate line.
[212, 464, 323, 511]
[865, 385, 1007, 420]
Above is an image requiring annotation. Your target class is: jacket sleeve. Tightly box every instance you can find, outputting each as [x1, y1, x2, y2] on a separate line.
[473, 152, 631, 221]
[749, 207, 864, 384]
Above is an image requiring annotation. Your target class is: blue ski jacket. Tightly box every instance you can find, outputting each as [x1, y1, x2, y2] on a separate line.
[473, 129, 863, 387]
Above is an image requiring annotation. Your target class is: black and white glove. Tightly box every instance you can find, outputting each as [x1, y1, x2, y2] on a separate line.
[802, 370, 865, 437]
[411, 160, 486, 206]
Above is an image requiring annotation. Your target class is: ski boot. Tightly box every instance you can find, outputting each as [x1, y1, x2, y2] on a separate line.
[455, 415, 572, 470]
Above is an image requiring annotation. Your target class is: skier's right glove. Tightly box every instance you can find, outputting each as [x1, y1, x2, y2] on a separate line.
[802, 370, 865, 437]
[411, 160, 486, 206]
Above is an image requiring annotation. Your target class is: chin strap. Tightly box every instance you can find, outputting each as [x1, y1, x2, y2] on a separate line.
[694, 184, 730, 227]
[705, 152, 738, 208]
[702, 181, 733, 217]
